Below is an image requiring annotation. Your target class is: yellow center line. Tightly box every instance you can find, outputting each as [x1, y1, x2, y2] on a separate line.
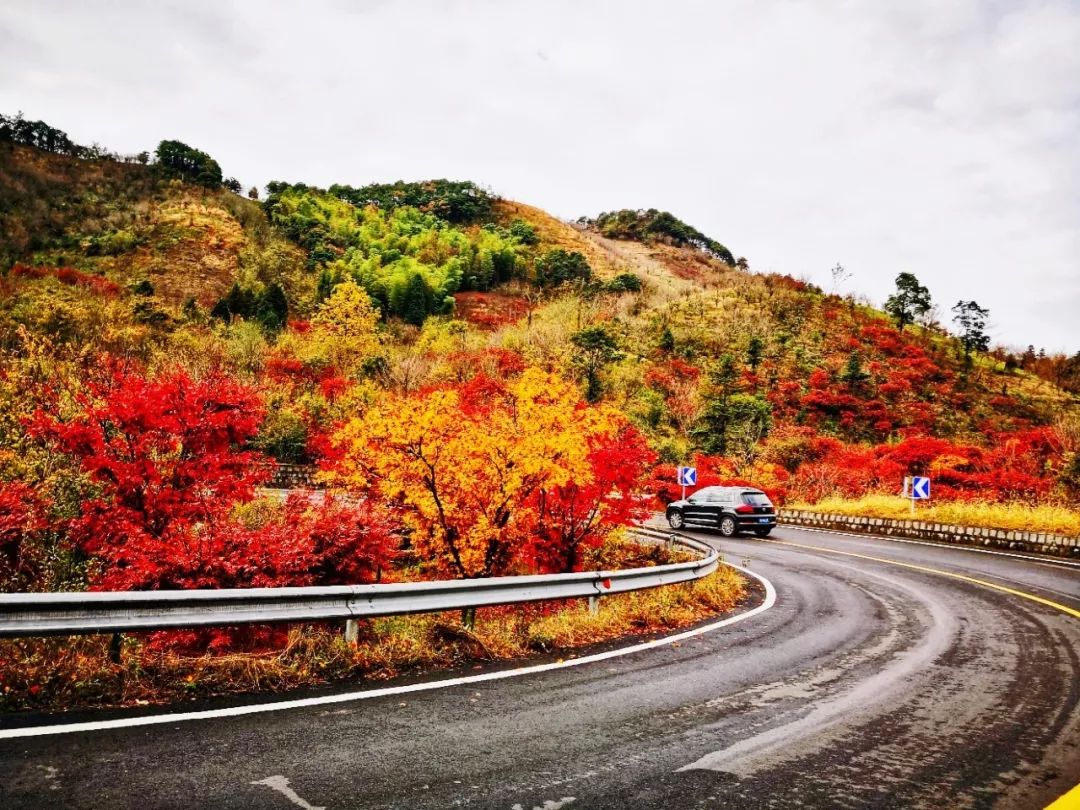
[1046, 784, 1080, 809]
[763, 539, 1080, 619]
[763, 538, 1080, 809]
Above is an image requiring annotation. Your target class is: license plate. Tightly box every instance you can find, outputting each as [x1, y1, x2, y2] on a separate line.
[759, 518, 770, 523]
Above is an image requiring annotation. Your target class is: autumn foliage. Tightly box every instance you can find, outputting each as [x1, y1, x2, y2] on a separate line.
[1, 129, 1078, 681]
[326, 369, 655, 577]
[0, 482, 49, 590]
[31, 363, 267, 590]
[10, 263, 121, 297]
[26, 362, 396, 596]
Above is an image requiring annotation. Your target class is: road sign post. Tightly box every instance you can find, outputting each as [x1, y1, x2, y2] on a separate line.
[677, 466, 697, 501]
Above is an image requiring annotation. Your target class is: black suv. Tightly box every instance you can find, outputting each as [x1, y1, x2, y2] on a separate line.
[665, 486, 776, 537]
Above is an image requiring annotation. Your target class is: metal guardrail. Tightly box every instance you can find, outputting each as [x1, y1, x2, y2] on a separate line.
[0, 528, 717, 637]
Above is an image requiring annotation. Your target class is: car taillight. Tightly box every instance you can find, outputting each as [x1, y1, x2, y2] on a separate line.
[735, 504, 754, 514]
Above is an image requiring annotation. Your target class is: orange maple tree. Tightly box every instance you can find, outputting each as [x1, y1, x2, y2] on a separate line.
[326, 368, 652, 578]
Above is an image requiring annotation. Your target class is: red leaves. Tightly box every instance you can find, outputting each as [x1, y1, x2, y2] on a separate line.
[486, 347, 527, 377]
[452, 291, 533, 329]
[764, 274, 813, 293]
[0, 482, 50, 589]
[442, 347, 526, 383]
[860, 324, 905, 356]
[11, 263, 121, 297]
[645, 359, 700, 398]
[651, 424, 1064, 507]
[318, 375, 348, 401]
[807, 369, 831, 391]
[457, 372, 510, 416]
[274, 493, 398, 587]
[780, 432, 1061, 502]
[25, 362, 399, 656]
[527, 422, 656, 573]
[264, 355, 313, 383]
[31, 362, 268, 590]
[647, 454, 763, 505]
[131, 494, 398, 592]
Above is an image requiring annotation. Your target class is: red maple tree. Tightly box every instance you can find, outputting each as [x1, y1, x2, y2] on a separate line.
[528, 422, 656, 572]
[31, 362, 267, 590]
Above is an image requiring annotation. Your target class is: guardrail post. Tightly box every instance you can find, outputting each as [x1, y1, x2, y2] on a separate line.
[588, 595, 600, 616]
[109, 632, 123, 664]
[344, 619, 359, 645]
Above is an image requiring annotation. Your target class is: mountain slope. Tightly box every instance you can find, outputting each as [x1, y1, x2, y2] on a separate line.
[1, 127, 1077, 508]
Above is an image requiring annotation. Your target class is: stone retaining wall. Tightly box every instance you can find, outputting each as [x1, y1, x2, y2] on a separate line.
[779, 509, 1080, 558]
[266, 463, 318, 489]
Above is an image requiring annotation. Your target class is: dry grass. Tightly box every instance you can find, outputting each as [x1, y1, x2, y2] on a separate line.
[792, 495, 1080, 537]
[520, 565, 743, 650]
[127, 194, 249, 306]
[493, 199, 627, 280]
[492, 199, 702, 307]
[0, 566, 746, 714]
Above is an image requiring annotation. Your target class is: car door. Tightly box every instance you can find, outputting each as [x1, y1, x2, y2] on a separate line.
[682, 491, 708, 524]
[701, 488, 727, 525]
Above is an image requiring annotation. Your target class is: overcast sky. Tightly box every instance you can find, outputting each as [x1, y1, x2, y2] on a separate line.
[2, 0, 1077, 351]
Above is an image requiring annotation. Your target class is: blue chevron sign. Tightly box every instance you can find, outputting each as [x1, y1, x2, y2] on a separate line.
[912, 476, 931, 500]
[677, 466, 697, 487]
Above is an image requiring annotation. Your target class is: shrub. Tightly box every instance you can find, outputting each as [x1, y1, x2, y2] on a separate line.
[606, 273, 643, 293]
[509, 219, 539, 245]
[211, 282, 289, 331]
[535, 248, 591, 287]
[254, 408, 310, 464]
[30, 362, 267, 591]
[87, 229, 140, 257]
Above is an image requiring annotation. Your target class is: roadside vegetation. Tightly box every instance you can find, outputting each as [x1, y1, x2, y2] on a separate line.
[1, 112, 1078, 709]
[793, 495, 1080, 537]
[0, 553, 744, 713]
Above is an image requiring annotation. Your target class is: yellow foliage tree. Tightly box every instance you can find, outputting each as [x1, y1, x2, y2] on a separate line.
[327, 368, 619, 579]
[278, 278, 381, 377]
[312, 278, 381, 371]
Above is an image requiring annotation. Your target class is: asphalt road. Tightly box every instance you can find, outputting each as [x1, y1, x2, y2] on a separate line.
[2, 526, 1078, 810]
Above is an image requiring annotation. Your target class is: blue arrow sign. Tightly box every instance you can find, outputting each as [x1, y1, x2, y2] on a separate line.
[677, 466, 697, 487]
[912, 476, 930, 500]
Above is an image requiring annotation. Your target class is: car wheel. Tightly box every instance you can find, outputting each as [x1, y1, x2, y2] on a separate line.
[719, 515, 737, 537]
[668, 510, 685, 529]
[754, 528, 772, 538]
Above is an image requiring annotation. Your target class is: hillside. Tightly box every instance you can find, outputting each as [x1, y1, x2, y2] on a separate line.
[1, 117, 1079, 602]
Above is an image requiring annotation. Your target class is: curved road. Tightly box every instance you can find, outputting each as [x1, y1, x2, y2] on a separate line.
[1, 526, 1079, 809]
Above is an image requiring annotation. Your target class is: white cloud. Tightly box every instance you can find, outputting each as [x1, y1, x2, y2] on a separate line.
[1, 0, 1077, 351]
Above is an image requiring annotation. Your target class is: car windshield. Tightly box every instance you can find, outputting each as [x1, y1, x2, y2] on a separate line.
[741, 492, 771, 506]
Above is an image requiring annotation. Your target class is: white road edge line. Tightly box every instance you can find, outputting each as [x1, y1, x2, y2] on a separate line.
[0, 563, 776, 740]
[781, 524, 1080, 569]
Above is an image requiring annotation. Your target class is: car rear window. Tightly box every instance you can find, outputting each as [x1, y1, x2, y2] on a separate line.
[741, 492, 772, 506]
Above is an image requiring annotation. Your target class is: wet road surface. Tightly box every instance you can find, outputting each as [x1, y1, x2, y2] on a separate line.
[1, 525, 1078, 809]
